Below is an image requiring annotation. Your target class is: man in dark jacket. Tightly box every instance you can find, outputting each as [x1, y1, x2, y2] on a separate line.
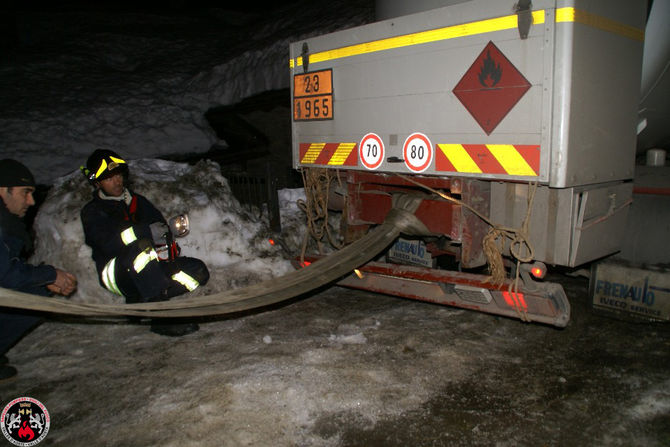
[0, 159, 77, 382]
[80, 149, 209, 336]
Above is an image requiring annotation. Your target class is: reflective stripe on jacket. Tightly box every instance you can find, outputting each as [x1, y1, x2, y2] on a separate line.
[80, 190, 166, 277]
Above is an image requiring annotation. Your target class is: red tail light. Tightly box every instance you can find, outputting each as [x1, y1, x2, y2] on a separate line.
[502, 291, 528, 310]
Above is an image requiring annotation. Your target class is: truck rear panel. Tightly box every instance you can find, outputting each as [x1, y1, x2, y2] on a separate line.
[290, 0, 644, 188]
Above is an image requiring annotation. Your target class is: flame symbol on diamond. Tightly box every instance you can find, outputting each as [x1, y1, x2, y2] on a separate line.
[478, 50, 502, 88]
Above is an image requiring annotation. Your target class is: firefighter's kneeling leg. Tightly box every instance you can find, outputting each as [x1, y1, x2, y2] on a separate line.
[111, 240, 175, 303]
[158, 257, 209, 300]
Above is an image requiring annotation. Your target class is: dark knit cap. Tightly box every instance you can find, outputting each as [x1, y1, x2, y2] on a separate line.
[0, 159, 36, 187]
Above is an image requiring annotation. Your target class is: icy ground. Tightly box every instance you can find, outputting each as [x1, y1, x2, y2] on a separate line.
[2, 159, 668, 446]
[1, 276, 669, 446]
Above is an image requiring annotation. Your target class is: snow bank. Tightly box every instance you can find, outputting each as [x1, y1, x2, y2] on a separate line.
[30, 159, 301, 303]
[1, 1, 373, 184]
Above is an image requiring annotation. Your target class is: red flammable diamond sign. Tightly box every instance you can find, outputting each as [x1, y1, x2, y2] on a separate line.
[453, 41, 531, 135]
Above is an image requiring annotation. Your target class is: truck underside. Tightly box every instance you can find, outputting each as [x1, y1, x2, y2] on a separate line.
[295, 169, 571, 327]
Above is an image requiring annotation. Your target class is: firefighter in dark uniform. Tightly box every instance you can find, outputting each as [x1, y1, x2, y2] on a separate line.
[0, 159, 77, 382]
[80, 149, 209, 336]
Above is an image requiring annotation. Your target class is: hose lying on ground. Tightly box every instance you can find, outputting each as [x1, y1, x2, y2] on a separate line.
[0, 195, 431, 319]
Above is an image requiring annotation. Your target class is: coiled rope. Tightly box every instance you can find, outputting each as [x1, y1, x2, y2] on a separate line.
[297, 167, 344, 262]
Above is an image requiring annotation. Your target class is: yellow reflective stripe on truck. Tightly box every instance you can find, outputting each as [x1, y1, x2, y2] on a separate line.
[436, 144, 540, 177]
[299, 142, 358, 166]
[300, 143, 326, 164]
[289, 8, 643, 68]
[555, 7, 644, 42]
[328, 143, 357, 165]
[486, 144, 537, 177]
[293, 11, 543, 68]
[437, 144, 482, 174]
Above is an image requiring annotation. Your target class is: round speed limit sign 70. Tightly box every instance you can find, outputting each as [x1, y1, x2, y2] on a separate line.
[359, 133, 384, 170]
[403, 133, 433, 172]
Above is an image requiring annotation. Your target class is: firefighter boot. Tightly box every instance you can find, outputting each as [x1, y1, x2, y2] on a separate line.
[150, 320, 199, 337]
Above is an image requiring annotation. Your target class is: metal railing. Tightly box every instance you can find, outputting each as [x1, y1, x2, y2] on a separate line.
[221, 162, 281, 233]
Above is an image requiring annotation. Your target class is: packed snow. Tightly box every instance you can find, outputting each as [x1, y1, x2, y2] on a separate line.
[30, 158, 306, 304]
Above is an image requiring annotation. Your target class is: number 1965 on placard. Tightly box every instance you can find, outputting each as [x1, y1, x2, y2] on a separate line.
[294, 96, 332, 120]
[293, 69, 333, 121]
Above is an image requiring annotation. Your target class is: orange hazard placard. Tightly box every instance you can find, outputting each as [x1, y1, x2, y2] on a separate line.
[293, 69, 334, 121]
[293, 96, 333, 120]
[294, 69, 332, 96]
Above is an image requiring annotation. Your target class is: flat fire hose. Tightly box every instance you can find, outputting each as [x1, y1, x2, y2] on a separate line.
[0, 196, 429, 319]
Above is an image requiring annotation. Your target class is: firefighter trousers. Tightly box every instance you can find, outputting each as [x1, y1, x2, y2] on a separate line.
[103, 239, 209, 303]
[0, 285, 48, 357]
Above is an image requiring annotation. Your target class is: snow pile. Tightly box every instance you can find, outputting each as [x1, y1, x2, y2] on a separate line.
[30, 159, 306, 303]
[183, 1, 373, 108]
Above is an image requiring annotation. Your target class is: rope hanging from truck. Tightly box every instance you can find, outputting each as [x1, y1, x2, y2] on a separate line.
[395, 174, 537, 289]
[297, 167, 344, 262]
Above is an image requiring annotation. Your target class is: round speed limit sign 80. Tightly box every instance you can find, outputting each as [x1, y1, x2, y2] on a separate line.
[403, 133, 433, 173]
[359, 133, 385, 170]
